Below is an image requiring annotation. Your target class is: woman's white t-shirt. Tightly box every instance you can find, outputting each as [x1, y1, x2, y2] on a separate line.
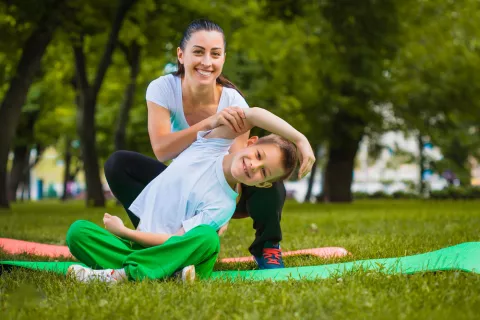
[146, 74, 250, 132]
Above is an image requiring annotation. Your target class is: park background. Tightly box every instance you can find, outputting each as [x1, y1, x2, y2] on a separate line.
[1, 0, 480, 207]
[1, 0, 480, 319]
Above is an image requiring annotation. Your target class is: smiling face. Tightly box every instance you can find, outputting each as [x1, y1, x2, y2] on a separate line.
[230, 143, 286, 187]
[177, 30, 225, 85]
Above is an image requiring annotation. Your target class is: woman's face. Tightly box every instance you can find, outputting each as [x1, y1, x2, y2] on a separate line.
[177, 31, 225, 85]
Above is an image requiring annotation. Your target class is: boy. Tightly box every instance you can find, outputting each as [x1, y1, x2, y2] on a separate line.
[67, 107, 315, 283]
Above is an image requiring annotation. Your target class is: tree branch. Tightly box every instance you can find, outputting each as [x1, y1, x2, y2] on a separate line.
[92, 0, 137, 96]
[72, 35, 89, 93]
[118, 41, 131, 65]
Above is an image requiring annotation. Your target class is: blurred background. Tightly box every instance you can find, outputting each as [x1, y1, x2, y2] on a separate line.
[1, 0, 479, 208]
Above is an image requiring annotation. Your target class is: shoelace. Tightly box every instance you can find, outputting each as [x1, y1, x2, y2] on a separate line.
[89, 269, 117, 282]
[263, 248, 282, 265]
[106, 269, 118, 281]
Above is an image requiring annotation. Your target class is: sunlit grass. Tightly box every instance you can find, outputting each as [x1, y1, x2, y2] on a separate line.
[1, 200, 480, 319]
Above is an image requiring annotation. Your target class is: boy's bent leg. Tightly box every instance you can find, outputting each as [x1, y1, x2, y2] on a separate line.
[235, 182, 285, 258]
[66, 220, 135, 269]
[123, 225, 220, 281]
[104, 151, 167, 227]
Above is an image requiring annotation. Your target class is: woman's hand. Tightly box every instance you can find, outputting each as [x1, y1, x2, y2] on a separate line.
[209, 107, 247, 133]
[296, 138, 316, 179]
[103, 213, 127, 237]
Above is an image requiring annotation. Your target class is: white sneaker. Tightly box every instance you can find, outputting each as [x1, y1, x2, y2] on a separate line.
[174, 265, 196, 283]
[67, 265, 120, 283]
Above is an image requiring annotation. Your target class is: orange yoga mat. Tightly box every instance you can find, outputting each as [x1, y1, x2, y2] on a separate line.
[0, 238, 350, 262]
[0, 238, 72, 258]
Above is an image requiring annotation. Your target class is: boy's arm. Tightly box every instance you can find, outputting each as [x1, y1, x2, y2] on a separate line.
[122, 228, 172, 247]
[103, 213, 174, 247]
[207, 107, 305, 141]
[245, 108, 306, 144]
[207, 107, 315, 178]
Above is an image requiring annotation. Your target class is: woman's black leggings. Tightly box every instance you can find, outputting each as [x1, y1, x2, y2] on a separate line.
[104, 150, 286, 257]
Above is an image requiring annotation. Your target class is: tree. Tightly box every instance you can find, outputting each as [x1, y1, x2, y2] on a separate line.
[114, 41, 141, 151]
[225, 0, 404, 202]
[0, 0, 67, 208]
[319, 0, 405, 202]
[390, 0, 480, 189]
[71, 0, 136, 206]
[8, 102, 40, 202]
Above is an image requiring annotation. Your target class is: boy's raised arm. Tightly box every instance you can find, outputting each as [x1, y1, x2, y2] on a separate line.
[245, 108, 316, 179]
[244, 108, 305, 145]
[206, 108, 315, 179]
[207, 107, 316, 178]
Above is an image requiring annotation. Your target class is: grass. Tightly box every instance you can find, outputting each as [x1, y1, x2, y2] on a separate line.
[1, 200, 480, 319]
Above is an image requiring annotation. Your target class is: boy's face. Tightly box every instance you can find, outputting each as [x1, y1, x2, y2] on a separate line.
[230, 142, 286, 188]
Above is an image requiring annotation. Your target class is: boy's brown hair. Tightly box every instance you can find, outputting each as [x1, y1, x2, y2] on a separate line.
[256, 134, 298, 182]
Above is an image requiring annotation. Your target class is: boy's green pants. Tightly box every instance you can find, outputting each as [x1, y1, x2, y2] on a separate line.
[66, 220, 220, 281]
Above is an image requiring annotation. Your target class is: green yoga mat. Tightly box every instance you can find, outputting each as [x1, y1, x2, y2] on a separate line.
[0, 261, 86, 275]
[210, 242, 480, 281]
[1, 242, 480, 281]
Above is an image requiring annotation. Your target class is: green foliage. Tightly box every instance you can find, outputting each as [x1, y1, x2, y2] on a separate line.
[430, 186, 480, 200]
[3, 0, 480, 204]
[390, 0, 480, 183]
[353, 190, 421, 200]
[354, 187, 480, 200]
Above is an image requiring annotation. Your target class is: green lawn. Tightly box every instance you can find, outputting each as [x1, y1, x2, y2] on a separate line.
[1, 200, 480, 319]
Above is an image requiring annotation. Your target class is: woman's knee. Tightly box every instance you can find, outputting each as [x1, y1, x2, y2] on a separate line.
[266, 181, 286, 201]
[104, 151, 129, 181]
[244, 181, 286, 200]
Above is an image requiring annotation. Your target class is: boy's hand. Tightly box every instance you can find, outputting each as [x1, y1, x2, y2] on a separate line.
[296, 138, 316, 179]
[103, 213, 126, 237]
[210, 107, 247, 133]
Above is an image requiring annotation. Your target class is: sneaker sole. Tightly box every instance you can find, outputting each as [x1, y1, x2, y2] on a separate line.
[182, 265, 195, 283]
[67, 265, 87, 281]
[67, 265, 120, 284]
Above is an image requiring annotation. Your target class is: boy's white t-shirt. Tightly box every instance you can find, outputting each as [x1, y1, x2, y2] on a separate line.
[146, 74, 249, 132]
[129, 131, 238, 234]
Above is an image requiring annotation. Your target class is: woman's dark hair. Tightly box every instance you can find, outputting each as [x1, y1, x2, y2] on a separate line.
[174, 19, 243, 96]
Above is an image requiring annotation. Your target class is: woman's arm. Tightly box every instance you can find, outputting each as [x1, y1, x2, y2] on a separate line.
[148, 102, 210, 162]
[148, 102, 248, 162]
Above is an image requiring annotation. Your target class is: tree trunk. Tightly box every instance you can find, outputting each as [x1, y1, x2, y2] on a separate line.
[78, 92, 105, 206]
[61, 138, 72, 201]
[322, 111, 364, 203]
[7, 146, 29, 202]
[22, 163, 31, 201]
[418, 135, 426, 194]
[304, 145, 320, 202]
[445, 137, 471, 186]
[0, 1, 64, 208]
[73, 0, 136, 207]
[304, 161, 318, 203]
[319, 164, 329, 202]
[115, 41, 141, 151]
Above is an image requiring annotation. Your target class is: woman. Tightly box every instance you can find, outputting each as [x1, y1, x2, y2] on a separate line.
[104, 19, 310, 269]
